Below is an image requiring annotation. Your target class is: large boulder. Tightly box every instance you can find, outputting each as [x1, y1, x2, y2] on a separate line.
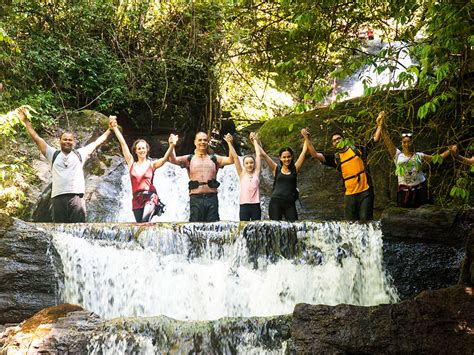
[289, 285, 474, 354]
[0, 214, 63, 324]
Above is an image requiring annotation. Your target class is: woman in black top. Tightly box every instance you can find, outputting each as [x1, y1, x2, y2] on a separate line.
[260, 131, 308, 221]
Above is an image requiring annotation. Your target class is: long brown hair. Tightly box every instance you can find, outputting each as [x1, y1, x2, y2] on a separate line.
[131, 139, 150, 159]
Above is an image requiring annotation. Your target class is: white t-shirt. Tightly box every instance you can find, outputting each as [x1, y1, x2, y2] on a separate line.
[394, 149, 426, 186]
[45, 144, 94, 198]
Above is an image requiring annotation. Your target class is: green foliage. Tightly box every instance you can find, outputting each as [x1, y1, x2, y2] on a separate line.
[1, 0, 227, 132]
[0, 157, 37, 217]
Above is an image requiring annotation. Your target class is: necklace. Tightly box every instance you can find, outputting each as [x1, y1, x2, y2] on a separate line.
[63, 154, 69, 167]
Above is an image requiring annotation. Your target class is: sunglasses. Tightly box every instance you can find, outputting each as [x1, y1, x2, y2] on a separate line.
[332, 136, 342, 143]
[401, 133, 412, 137]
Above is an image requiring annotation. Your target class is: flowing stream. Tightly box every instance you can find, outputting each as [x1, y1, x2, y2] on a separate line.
[40, 161, 398, 353]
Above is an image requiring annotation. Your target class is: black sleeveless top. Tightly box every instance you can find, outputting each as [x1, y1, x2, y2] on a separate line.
[272, 165, 297, 201]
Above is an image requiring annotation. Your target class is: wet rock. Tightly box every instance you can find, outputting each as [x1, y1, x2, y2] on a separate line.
[380, 205, 471, 299]
[0, 214, 63, 324]
[0, 305, 291, 354]
[242, 222, 298, 267]
[383, 240, 463, 300]
[289, 285, 474, 354]
[381, 205, 471, 244]
[0, 304, 101, 354]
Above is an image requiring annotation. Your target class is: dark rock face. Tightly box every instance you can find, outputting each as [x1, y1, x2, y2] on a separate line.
[289, 285, 474, 354]
[381, 205, 472, 300]
[383, 240, 463, 300]
[460, 229, 474, 285]
[381, 205, 471, 244]
[0, 214, 63, 324]
[84, 156, 128, 223]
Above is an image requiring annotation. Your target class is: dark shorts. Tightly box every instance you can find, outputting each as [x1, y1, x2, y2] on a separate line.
[269, 197, 298, 222]
[51, 193, 86, 223]
[240, 203, 261, 221]
[189, 193, 219, 222]
[133, 204, 156, 223]
[397, 181, 430, 208]
[344, 188, 374, 221]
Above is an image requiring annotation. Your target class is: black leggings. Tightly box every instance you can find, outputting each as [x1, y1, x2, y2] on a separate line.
[133, 202, 156, 223]
[240, 203, 261, 221]
[268, 197, 298, 222]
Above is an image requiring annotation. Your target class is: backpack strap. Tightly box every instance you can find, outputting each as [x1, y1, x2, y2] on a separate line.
[52, 150, 61, 166]
[51, 149, 83, 167]
[187, 153, 219, 170]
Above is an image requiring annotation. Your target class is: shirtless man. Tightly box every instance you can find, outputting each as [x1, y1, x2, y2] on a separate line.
[169, 131, 234, 222]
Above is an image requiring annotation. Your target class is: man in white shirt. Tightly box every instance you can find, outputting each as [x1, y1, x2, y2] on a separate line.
[17, 107, 113, 222]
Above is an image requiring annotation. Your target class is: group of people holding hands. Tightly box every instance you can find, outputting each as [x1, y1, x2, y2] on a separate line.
[17, 107, 471, 224]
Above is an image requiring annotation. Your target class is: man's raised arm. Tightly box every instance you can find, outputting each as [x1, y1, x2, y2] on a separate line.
[17, 107, 48, 156]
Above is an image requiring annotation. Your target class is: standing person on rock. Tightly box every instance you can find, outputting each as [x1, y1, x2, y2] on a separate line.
[301, 111, 385, 221]
[108, 116, 178, 223]
[168, 131, 234, 222]
[259, 133, 308, 222]
[380, 123, 450, 208]
[17, 107, 113, 223]
[226, 132, 262, 221]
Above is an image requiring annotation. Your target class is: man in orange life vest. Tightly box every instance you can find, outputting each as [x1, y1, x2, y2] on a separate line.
[301, 111, 385, 221]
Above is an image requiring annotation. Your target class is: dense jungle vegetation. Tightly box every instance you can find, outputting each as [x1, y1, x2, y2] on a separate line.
[0, 0, 472, 216]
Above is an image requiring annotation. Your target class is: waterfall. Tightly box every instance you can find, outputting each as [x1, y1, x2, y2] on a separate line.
[47, 221, 398, 322]
[334, 40, 413, 101]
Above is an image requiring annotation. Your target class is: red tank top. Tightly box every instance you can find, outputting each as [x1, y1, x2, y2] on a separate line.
[130, 161, 157, 195]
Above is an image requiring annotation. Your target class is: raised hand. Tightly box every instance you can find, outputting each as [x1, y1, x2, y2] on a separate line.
[224, 133, 233, 143]
[301, 128, 310, 138]
[249, 132, 257, 141]
[108, 115, 118, 129]
[169, 133, 179, 145]
[449, 145, 458, 156]
[16, 106, 29, 122]
[376, 111, 385, 126]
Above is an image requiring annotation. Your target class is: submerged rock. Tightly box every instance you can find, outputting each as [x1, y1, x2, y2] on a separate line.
[289, 285, 474, 354]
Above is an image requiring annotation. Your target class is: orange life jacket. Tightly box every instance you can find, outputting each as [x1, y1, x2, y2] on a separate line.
[335, 147, 370, 195]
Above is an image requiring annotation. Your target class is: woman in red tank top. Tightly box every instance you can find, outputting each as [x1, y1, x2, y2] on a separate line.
[109, 116, 178, 222]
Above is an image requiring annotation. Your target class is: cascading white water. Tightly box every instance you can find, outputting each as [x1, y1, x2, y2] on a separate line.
[335, 40, 413, 101]
[50, 221, 398, 322]
[116, 162, 240, 222]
